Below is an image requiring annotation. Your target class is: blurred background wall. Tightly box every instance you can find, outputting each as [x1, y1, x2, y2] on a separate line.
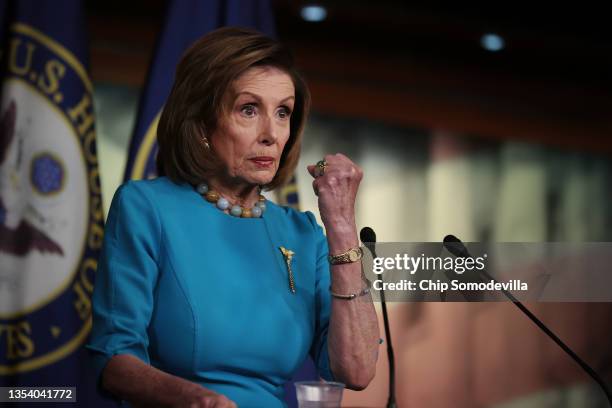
[88, 1, 612, 407]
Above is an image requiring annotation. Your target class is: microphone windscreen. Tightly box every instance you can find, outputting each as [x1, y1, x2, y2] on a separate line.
[360, 227, 376, 244]
[443, 234, 470, 258]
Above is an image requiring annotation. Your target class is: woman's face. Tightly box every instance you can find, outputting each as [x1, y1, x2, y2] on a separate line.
[211, 66, 295, 187]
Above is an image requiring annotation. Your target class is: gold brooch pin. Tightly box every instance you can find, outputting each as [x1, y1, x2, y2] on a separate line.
[279, 246, 296, 294]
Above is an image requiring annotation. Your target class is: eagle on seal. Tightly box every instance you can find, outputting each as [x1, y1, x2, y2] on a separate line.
[0, 100, 64, 256]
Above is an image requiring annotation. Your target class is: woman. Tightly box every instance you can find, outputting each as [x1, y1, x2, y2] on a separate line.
[88, 27, 379, 407]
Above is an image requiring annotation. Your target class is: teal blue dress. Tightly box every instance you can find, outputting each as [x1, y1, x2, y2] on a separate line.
[87, 177, 335, 407]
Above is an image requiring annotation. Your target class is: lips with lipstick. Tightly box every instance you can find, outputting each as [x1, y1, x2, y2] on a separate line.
[249, 156, 275, 168]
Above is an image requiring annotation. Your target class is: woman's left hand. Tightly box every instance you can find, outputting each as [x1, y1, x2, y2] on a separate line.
[307, 153, 363, 229]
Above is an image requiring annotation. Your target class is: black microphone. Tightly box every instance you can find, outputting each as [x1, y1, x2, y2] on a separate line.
[443, 234, 612, 406]
[440, 237, 483, 302]
[360, 227, 397, 408]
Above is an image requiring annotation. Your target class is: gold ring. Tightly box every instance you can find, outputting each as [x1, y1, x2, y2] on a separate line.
[314, 160, 328, 177]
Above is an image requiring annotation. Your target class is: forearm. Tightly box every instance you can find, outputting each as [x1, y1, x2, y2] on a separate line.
[326, 222, 380, 390]
[102, 354, 203, 407]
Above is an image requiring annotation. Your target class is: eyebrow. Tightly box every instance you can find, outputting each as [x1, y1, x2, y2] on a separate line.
[234, 91, 295, 104]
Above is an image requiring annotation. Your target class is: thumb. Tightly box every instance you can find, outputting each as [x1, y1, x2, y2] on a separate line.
[307, 164, 316, 178]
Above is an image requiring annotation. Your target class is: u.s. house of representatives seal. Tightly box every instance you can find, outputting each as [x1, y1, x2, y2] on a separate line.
[0, 23, 103, 375]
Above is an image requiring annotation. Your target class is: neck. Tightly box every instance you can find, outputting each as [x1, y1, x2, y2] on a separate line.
[207, 177, 261, 208]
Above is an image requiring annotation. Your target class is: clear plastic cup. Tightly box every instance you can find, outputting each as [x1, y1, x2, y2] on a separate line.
[294, 381, 345, 408]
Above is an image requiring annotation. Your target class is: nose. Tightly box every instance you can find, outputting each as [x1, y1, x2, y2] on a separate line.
[257, 115, 278, 146]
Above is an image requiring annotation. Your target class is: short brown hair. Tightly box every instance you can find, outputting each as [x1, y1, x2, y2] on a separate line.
[156, 27, 310, 190]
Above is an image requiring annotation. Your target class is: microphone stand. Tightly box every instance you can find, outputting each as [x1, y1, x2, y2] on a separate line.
[379, 275, 397, 408]
[361, 227, 397, 408]
[480, 269, 612, 405]
[444, 235, 612, 406]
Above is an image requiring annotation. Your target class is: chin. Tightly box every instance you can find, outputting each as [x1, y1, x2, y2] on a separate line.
[247, 172, 276, 186]
[254, 177, 275, 186]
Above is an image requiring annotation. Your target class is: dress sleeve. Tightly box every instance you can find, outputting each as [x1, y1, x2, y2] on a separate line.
[304, 211, 337, 382]
[86, 182, 162, 386]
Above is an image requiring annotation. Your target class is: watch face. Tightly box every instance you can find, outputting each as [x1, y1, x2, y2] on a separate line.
[349, 250, 359, 262]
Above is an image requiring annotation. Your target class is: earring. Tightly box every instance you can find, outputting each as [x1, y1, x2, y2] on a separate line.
[202, 135, 210, 150]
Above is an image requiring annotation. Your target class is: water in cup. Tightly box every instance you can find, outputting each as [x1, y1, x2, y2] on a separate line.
[295, 381, 345, 408]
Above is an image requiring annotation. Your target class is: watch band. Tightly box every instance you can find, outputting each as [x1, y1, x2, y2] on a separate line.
[328, 246, 363, 265]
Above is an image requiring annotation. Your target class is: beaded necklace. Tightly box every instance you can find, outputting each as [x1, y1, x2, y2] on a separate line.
[196, 183, 266, 218]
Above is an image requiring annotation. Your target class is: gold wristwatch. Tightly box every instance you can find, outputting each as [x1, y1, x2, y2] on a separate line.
[328, 246, 363, 265]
